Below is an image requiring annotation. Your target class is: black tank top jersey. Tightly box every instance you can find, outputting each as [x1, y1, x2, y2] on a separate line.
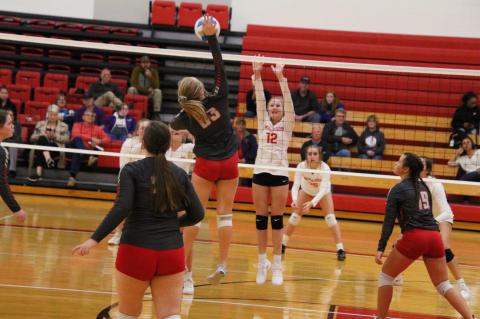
[377, 178, 439, 252]
[0, 146, 20, 213]
[91, 157, 204, 250]
[170, 35, 238, 160]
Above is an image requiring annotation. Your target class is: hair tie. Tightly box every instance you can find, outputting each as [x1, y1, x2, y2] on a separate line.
[178, 95, 188, 103]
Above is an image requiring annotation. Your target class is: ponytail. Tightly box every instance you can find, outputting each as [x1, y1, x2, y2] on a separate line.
[178, 77, 209, 125]
[403, 152, 429, 205]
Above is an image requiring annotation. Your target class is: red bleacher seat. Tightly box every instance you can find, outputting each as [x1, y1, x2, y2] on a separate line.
[6, 84, 31, 104]
[110, 70, 129, 80]
[75, 76, 98, 91]
[151, 0, 177, 26]
[28, 19, 56, 29]
[47, 49, 72, 59]
[21, 126, 28, 143]
[111, 27, 140, 37]
[34, 87, 61, 103]
[44, 73, 69, 92]
[0, 44, 16, 55]
[56, 22, 84, 32]
[19, 61, 43, 71]
[84, 25, 111, 34]
[108, 56, 131, 64]
[0, 69, 12, 86]
[47, 64, 71, 74]
[15, 71, 41, 87]
[178, 2, 203, 28]
[80, 53, 104, 62]
[129, 108, 142, 121]
[206, 4, 229, 30]
[67, 103, 82, 112]
[25, 101, 49, 118]
[0, 59, 15, 69]
[97, 142, 122, 169]
[20, 47, 44, 56]
[79, 67, 102, 76]
[103, 107, 113, 117]
[111, 79, 128, 94]
[124, 94, 148, 115]
[0, 16, 21, 25]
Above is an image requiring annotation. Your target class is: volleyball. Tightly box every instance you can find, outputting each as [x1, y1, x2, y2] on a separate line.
[194, 16, 221, 41]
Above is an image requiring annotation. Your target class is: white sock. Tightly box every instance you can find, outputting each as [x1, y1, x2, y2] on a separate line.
[336, 243, 344, 251]
[282, 234, 289, 246]
[457, 278, 466, 286]
[258, 253, 267, 264]
[118, 312, 138, 319]
[273, 254, 282, 265]
[185, 271, 192, 280]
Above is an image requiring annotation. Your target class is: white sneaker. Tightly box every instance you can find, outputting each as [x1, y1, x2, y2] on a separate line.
[207, 264, 226, 285]
[459, 283, 471, 301]
[256, 260, 271, 285]
[183, 273, 195, 295]
[271, 263, 283, 285]
[107, 230, 122, 245]
[393, 274, 403, 286]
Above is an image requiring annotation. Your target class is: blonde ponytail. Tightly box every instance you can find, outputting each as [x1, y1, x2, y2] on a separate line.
[178, 77, 208, 125]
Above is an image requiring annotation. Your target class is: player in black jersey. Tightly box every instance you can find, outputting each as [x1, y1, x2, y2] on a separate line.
[170, 17, 238, 292]
[0, 109, 26, 222]
[73, 121, 204, 319]
[375, 153, 474, 319]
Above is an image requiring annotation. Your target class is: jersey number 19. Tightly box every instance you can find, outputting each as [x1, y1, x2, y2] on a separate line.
[418, 191, 430, 210]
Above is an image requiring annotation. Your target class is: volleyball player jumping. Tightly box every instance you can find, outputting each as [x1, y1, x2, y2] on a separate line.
[252, 61, 294, 285]
[283, 144, 346, 260]
[375, 153, 475, 319]
[170, 16, 239, 293]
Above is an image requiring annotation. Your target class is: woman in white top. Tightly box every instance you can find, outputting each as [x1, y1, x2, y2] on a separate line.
[448, 136, 480, 182]
[422, 157, 471, 300]
[252, 62, 294, 286]
[166, 129, 195, 174]
[283, 145, 346, 261]
[108, 118, 151, 245]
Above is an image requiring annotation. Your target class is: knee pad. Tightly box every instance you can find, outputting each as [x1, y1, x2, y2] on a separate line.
[378, 272, 395, 287]
[436, 280, 453, 296]
[324, 213, 337, 227]
[118, 312, 138, 319]
[256, 215, 268, 230]
[288, 213, 302, 226]
[163, 315, 181, 319]
[217, 214, 232, 228]
[445, 248, 455, 263]
[271, 215, 284, 230]
[194, 221, 202, 228]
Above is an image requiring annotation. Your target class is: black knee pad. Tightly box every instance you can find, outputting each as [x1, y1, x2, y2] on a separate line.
[270, 215, 284, 230]
[256, 215, 268, 230]
[445, 249, 455, 263]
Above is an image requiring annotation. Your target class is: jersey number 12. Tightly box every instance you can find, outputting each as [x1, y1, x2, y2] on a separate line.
[266, 132, 278, 144]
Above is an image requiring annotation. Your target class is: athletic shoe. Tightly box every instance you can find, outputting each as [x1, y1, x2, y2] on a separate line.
[271, 262, 283, 285]
[183, 273, 195, 295]
[27, 173, 42, 183]
[46, 158, 55, 168]
[459, 283, 471, 301]
[337, 249, 346, 261]
[256, 259, 271, 285]
[393, 274, 404, 286]
[87, 156, 98, 167]
[107, 230, 122, 245]
[67, 176, 77, 187]
[207, 264, 226, 285]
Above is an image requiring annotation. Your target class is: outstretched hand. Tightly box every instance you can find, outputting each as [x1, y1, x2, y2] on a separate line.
[13, 209, 26, 223]
[271, 63, 285, 80]
[202, 16, 217, 36]
[375, 251, 384, 265]
[252, 60, 263, 73]
[72, 239, 98, 256]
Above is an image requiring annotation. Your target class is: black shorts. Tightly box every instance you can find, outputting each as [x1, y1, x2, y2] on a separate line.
[253, 173, 289, 187]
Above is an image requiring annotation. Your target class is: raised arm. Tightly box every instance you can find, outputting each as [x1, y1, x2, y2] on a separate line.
[272, 64, 295, 132]
[203, 16, 227, 98]
[252, 60, 266, 125]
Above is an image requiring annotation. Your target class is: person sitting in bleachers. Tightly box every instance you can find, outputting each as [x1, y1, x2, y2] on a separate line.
[104, 104, 136, 141]
[3, 110, 21, 179]
[357, 114, 385, 160]
[245, 84, 271, 118]
[127, 56, 162, 119]
[319, 91, 345, 123]
[321, 109, 358, 160]
[27, 104, 70, 182]
[448, 136, 480, 182]
[88, 68, 123, 110]
[75, 92, 105, 127]
[166, 128, 195, 175]
[235, 117, 257, 164]
[450, 91, 479, 148]
[0, 86, 17, 119]
[55, 92, 76, 129]
[68, 109, 110, 187]
[292, 76, 321, 122]
[300, 123, 324, 161]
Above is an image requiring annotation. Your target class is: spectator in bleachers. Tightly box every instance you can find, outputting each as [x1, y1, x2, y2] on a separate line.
[300, 123, 324, 161]
[27, 104, 70, 183]
[0, 86, 17, 119]
[118, 118, 150, 170]
[245, 84, 271, 118]
[55, 92, 75, 129]
[68, 109, 110, 187]
[235, 117, 257, 164]
[450, 91, 479, 148]
[88, 68, 123, 110]
[167, 128, 195, 174]
[104, 104, 136, 141]
[292, 76, 321, 122]
[127, 56, 162, 119]
[321, 109, 358, 160]
[357, 114, 385, 160]
[75, 92, 105, 127]
[448, 136, 480, 182]
[4, 110, 21, 178]
[319, 91, 345, 123]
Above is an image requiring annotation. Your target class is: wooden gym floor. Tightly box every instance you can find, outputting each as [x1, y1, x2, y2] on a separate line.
[0, 194, 478, 318]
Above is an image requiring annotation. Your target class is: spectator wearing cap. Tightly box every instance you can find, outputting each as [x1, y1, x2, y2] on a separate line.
[319, 91, 345, 123]
[292, 76, 321, 123]
[27, 104, 70, 183]
[128, 56, 162, 119]
[88, 68, 123, 110]
[75, 92, 105, 127]
[245, 83, 271, 118]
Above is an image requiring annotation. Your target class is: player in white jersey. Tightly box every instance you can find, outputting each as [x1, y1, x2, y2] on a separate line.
[282, 145, 346, 261]
[251, 61, 294, 286]
[421, 157, 471, 300]
[166, 128, 195, 174]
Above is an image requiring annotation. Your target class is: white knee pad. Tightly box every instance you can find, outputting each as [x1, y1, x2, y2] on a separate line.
[288, 213, 302, 226]
[217, 214, 233, 228]
[118, 312, 138, 319]
[378, 272, 395, 287]
[436, 280, 453, 296]
[324, 213, 337, 227]
[163, 315, 181, 319]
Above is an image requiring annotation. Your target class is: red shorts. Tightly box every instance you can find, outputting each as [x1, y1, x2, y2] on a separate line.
[116, 244, 185, 281]
[193, 153, 238, 182]
[396, 229, 445, 260]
